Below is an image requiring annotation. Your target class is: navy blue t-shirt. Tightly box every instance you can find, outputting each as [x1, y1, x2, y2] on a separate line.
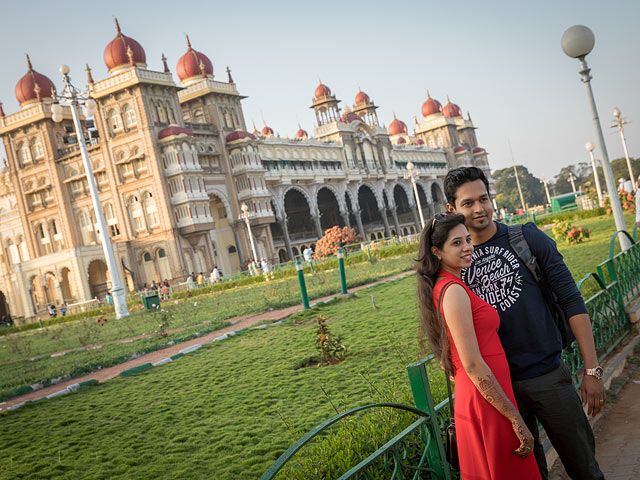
[461, 222, 588, 381]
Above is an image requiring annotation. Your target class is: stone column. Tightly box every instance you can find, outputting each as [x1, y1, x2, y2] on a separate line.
[312, 214, 323, 239]
[391, 207, 401, 235]
[379, 208, 391, 237]
[341, 211, 351, 229]
[355, 209, 365, 240]
[281, 217, 294, 261]
[232, 225, 246, 267]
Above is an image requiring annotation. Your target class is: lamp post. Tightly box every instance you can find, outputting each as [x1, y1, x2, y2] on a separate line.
[240, 203, 258, 262]
[404, 161, 425, 230]
[585, 141, 604, 206]
[567, 173, 577, 193]
[611, 107, 635, 192]
[541, 178, 552, 205]
[51, 65, 129, 318]
[561, 25, 630, 250]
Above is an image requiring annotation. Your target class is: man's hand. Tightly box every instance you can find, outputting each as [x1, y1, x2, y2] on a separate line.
[581, 374, 606, 416]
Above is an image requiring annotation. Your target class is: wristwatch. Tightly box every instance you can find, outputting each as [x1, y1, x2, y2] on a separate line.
[584, 366, 604, 380]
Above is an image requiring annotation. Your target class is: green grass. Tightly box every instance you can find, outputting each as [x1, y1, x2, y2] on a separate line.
[0, 212, 634, 479]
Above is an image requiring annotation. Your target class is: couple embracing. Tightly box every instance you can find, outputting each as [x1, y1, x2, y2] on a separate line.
[417, 167, 605, 480]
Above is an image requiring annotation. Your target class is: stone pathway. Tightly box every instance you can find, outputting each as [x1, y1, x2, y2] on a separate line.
[1, 270, 413, 410]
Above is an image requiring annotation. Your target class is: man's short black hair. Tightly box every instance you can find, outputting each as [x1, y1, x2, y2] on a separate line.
[443, 166, 490, 206]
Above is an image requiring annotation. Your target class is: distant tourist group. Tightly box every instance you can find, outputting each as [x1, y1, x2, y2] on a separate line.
[417, 167, 606, 479]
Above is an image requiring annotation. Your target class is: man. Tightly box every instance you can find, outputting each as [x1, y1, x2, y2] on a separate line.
[444, 166, 605, 480]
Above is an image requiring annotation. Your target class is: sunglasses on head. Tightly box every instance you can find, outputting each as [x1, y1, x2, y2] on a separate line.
[430, 213, 448, 230]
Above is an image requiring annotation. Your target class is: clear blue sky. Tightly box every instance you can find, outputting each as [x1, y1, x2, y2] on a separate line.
[1, 0, 638, 181]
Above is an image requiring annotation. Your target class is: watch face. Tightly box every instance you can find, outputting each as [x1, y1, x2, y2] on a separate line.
[595, 366, 604, 378]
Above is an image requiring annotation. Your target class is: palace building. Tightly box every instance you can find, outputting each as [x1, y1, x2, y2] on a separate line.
[0, 20, 492, 321]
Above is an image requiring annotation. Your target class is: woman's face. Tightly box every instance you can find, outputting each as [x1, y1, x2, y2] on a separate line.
[433, 224, 474, 271]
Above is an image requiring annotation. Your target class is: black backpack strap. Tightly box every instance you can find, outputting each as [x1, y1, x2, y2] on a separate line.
[507, 224, 542, 283]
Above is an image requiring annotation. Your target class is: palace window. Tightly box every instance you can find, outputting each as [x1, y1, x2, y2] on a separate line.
[108, 109, 123, 132]
[18, 142, 31, 166]
[123, 104, 137, 128]
[143, 191, 159, 227]
[31, 137, 45, 160]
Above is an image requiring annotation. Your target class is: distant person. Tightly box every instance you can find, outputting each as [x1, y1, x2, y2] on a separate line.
[619, 177, 633, 193]
[197, 272, 204, 286]
[211, 266, 221, 283]
[161, 280, 170, 300]
[59, 304, 67, 317]
[48, 304, 57, 318]
[186, 273, 195, 289]
[105, 293, 113, 305]
[303, 247, 313, 262]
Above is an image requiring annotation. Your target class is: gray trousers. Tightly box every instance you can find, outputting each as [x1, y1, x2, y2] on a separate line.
[511, 363, 605, 480]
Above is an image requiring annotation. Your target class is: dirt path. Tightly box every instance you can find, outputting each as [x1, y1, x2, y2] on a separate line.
[1, 270, 413, 410]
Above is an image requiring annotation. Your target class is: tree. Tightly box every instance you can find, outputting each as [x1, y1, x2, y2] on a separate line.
[313, 226, 360, 259]
[493, 165, 546, 212]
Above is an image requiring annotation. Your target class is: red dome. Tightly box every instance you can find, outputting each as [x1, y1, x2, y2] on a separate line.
[104, 19, 147, 73]
[15, 55, 55, 107]
[158, 126, 194, 139]
[472, 147, 486, 154]
[261, 125, 274, 136]
[388, 115, 407, 136]
[454, 145, 468, 153]
[396, 137, 406, 144]
[421, 91, 442, 117]
[314, 82, 331, 98]
[341, 111, 362, 123]
[442, 97, 462, 118]
[177, 35, 214, 83]
[355, 90, 369, 104]
[415, 139, 425, 145]
[226, 130, 256, 143]
[296, 128, 308, 138]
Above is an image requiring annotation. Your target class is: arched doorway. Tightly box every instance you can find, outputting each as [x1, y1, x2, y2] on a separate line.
[60, 267, 73, 302]
[284, 189, 314, 240]
[358, 185, 381, 232]
[317, 187, 343, 232]
[394, 184, 412, 227]
[431, 183, 445, 213]
[44, 272, 58, 305]
[142, 252, 156, 283]
[88, 260, 109, 299]
[30, 275, 44, 312]
[278, 249, 287, 263]
[157, 248, 171, 281]
[292, 246, 300, 257]
[0, 291, 10, 323]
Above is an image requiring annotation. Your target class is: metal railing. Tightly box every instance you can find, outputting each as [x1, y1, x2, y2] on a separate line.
[261, 356, 453, 480]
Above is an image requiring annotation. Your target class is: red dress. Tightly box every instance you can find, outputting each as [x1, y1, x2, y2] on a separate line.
[434, 271, 541, 480]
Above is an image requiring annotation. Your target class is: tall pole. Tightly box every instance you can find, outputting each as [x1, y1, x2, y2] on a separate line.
[405, 161, 425, 230]
[244, 217, 258, 261]
[586, 145, 604, 206]
[568, 173, 577, 193]
[508, 140, 526, 211]
[541, 178, 552, 205]
[612, 108, 636, 191]
[62, 74, 129, 318]
[577, 56, 630, 250]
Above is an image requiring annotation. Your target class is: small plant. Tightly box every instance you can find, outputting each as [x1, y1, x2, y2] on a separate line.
[552, 221, 591, 246]
[315, 315, 348, 365]
[153, 305, 173, 339]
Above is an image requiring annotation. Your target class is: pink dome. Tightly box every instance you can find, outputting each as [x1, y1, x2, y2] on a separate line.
[15, 55, 55, 106]
[396, 137, 406, 144]
[158, 126, 194, 139]
[341, 111, 362, 123]
[314, 82, 331, 98]
[421, 91, 442, 117]
[415, 139, 425, 145]
[261, 125, 274, 136]
[388, 115, 407, 136]
[177, 35, 214, 83]
[454, 145, 468, 153]
[226, 130, 256, 143]
[355, 90, 370, 104]
[472, 147, 486, 154]
[103, 19, 147, 73]
[296, 128, 308, 138]
[442, 97, 462, 118]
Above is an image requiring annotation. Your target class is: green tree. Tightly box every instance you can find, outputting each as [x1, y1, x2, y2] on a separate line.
[493, 165, 546, 212]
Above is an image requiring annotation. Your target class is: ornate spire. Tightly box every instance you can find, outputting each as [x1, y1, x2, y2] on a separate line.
[414, 115, 418, 125]
[0, 101, 5, 117]
[161, 53, 169, 73]
[427, 89, 431, 99]
[26, 53, 33, 71]
[226, 66, 234, 83]
[114, 17, 122, 36]
[251, 120, 258, 135]
[446, 94, 451, 103]
[185, 33, 192, 50]
[85, 64, 95, 84]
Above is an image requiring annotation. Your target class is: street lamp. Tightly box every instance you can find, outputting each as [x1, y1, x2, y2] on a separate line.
[585, 141, 604, 206]
[52, 65, 130, 318]
[540, 178, 552, 205]
[240, 203, 259, 262]
[611, 107, 635, 191]
[404, 161, 425, 230]
[561, 25, 631, 250]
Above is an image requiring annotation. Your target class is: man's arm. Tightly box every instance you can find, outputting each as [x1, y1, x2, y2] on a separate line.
[523, 223, 605, 416]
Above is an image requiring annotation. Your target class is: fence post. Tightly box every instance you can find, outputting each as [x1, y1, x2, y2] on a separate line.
[296, 260, 310, 309]
[406, 357, 452, 480]
[337, 248, 348, 294]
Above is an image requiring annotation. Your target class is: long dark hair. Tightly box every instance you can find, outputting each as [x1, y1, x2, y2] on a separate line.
[416, 213, 467, 374]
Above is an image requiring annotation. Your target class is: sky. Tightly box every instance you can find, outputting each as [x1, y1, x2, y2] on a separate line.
[1, 0, 638, 182]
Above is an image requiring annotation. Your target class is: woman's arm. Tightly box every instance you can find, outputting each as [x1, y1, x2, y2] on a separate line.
[442, 284, 533, 457]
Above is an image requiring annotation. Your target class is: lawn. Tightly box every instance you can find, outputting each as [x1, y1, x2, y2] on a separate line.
[0, 212, 635, 479]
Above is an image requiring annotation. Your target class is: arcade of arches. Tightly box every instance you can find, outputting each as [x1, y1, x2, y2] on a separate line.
[272, 181, 444, 261]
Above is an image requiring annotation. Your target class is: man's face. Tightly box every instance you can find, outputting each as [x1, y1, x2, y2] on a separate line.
[447, 179, 494, 231]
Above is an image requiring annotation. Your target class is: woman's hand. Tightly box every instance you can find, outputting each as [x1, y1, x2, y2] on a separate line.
[511, 416, 534, 458]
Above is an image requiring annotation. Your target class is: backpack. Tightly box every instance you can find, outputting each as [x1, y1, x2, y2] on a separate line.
[507, 224, 576, 351]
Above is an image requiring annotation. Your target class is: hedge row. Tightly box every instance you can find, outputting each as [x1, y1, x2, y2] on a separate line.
[535, 207, 608, 227]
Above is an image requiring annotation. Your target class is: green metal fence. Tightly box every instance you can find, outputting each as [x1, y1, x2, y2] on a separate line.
[261, 356, 454, 480]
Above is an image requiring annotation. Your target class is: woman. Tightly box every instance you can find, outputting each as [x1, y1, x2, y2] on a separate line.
[417, 213, 540, 479]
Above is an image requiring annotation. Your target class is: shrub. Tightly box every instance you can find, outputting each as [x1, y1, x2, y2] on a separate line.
[535, 207, 607, 227]
[552, 221, 591, 245]
[314, 226, 360, 259]
[314, 315, 347, 365]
